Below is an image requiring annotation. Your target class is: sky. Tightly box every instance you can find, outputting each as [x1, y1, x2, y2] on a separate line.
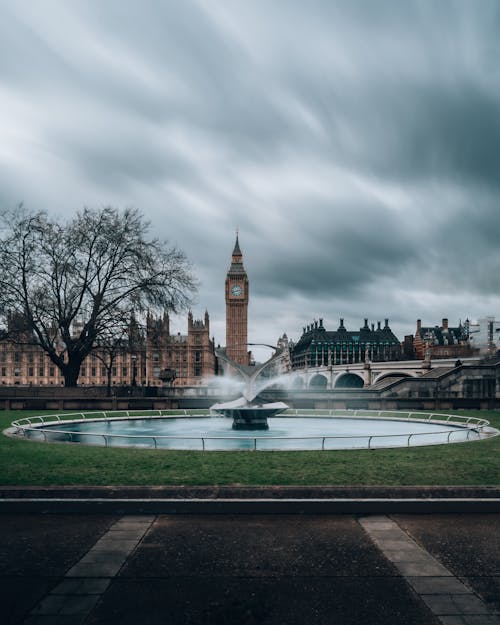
[1, 0, 500, 361]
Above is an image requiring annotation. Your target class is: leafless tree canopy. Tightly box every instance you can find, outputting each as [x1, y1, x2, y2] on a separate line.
[0, 205, 197, 386]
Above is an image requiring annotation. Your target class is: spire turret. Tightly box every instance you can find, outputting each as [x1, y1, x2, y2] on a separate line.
[229, 233, 245, 273]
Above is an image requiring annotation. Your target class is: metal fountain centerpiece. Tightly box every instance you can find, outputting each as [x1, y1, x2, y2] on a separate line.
[211, 346, 288, 430]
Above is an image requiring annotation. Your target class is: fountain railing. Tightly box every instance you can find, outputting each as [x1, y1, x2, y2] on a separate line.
[10, 409, 493, 451]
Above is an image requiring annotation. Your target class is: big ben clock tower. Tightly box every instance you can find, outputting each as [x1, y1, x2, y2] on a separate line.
[225, 234, 249, 365]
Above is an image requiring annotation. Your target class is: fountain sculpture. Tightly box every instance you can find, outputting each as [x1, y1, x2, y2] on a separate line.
[211, 347, 288, 430]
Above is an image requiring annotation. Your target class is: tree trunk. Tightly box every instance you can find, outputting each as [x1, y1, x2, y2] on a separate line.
[63, 364, 80, 387]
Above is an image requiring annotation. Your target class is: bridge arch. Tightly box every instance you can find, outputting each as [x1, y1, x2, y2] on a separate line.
[373, 371, 414, 384]
[334, 372, 364, 389]
[291, 376, 305, 389]
[309, 373, 328, 389]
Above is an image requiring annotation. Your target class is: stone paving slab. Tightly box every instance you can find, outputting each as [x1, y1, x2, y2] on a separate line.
[0, 514, 114, 576]
[1, 579, 56, 625]
[394, 514, 500, 613]
[0, 515, 115, 625]
[408, 577, 474, 595]
[421, 594, 496, 616]
[50, 579, 111, 595]
[360, 516, 500, 625]
[23, 516, 153, 623]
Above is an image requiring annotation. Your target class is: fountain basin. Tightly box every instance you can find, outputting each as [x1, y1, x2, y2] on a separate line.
[210, 398, 288, 430]
[9, 409, 496, 450]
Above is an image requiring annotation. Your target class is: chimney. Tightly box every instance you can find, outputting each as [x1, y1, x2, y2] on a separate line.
[417, 319, 422, 333]
[442, 318, 449, 331]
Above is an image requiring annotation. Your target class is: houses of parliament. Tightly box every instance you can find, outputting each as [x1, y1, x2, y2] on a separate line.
[0, 235, 476, 388]
[0, 236, 249, 388]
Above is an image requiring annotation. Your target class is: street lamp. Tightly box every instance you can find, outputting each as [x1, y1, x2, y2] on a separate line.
[131, 354, 137, 387]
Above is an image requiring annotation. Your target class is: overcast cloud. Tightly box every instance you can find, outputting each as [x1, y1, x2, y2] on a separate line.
[1, 0, 500, 358]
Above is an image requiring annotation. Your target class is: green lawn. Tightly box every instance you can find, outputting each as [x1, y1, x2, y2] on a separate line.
[1, 409, 499, 486]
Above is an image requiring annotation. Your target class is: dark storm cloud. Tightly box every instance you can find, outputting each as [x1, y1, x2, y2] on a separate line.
[1, 0, 500, 346]
[251, 198, 419, 297]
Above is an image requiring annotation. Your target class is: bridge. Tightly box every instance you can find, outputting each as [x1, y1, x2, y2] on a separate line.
[285, 357, 480, 390]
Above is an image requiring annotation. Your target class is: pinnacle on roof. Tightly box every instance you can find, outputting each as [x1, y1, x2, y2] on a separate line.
[232, 233, 242, 257]
[229, 232, 246, 274]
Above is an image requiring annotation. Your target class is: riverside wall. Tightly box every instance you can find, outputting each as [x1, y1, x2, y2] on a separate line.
[1, 387, 499, 412]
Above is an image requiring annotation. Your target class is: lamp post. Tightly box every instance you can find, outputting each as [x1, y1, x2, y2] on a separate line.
[131, 354, 137, 387]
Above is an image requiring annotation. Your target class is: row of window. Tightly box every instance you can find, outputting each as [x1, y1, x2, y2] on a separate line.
[1, 365, 205, 379]
[1, 366, 56, 377]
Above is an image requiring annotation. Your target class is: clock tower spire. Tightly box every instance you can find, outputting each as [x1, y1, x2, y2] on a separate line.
[225, 233, 249, 365]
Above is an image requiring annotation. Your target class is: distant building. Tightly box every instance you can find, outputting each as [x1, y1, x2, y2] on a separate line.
[413, 318, 473, 360]
[225, 235, 250, 366]
[0, 310, 216, 387]
[468, 317, 500, 354]
[291, 318, 402, 369]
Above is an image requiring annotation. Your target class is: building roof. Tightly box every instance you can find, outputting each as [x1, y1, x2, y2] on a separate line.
[228, 234, 247, 275]
[232, 234, 242, 257]
[293, 318, 401, 353]
[417, 325, 466, 346]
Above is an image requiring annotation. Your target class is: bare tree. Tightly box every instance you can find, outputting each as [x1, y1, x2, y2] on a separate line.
[0, 205, 196, 386]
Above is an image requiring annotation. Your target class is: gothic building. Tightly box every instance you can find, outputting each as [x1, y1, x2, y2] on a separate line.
[225, 235, 250, 366]
[0, 311, 216, 387]
[291, 318, 402, 368]
[413, 318, 473, 360]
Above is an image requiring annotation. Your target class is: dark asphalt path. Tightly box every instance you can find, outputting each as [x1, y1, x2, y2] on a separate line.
[0, 513, 498, 625]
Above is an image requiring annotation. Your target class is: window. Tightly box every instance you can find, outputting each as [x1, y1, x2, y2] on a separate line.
[28, 367, 34, 377]
[39, 367, 44, 377]
[49, 367, 55, 377]
[112, 367, 117, 377]
[81, 367, 86, 376]
[91, 367, 96, 377]
[122, 367, 127, 377]
[1, 367, 5, 377]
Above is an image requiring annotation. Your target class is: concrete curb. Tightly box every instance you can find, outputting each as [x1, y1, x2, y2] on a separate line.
[1, 497, 500, 514]
[2, 485, 500, 498]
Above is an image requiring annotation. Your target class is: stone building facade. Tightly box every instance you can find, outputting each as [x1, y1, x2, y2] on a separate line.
[291, 318, 402, 369]
[0, 310, 216, 388]
[413, 318, 474, 360]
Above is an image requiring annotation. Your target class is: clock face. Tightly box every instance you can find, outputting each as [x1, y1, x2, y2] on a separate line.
[231, 285, 243, 297]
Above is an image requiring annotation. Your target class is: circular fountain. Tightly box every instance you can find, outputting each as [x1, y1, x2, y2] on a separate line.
[6, 347, 499, 450]
[8, 409, 496, 450]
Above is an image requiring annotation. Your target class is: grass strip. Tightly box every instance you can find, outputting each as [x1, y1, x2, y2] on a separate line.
[1, 409, 499, 486]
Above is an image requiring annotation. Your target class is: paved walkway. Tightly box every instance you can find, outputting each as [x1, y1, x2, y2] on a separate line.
[1, 513, 499, 625]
